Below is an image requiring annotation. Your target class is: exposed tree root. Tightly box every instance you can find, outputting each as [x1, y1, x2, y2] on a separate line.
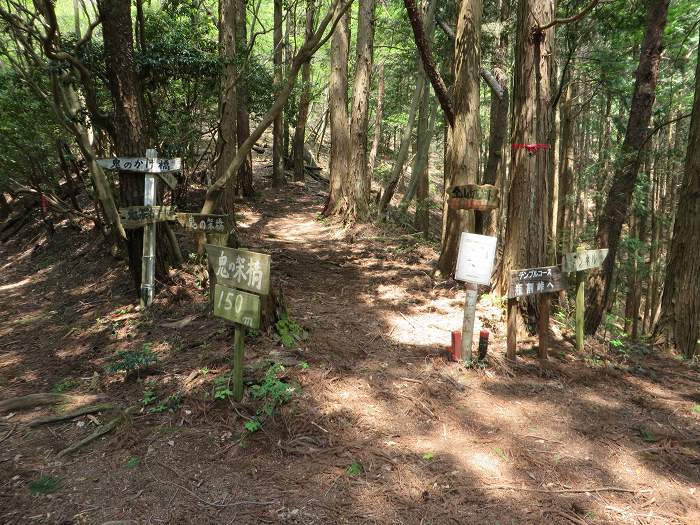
[28, 403, 116, 427]
[0, 393, 104, 413]
[56, 406, 137, 458]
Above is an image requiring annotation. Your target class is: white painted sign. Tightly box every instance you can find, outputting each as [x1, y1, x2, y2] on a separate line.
[455, 232, 497, 285]
[562, 248, 609, 273]
[96, 157, 182, 173]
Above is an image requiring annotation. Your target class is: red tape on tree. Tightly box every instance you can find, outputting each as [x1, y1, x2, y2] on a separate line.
[512, 143, 550, 154]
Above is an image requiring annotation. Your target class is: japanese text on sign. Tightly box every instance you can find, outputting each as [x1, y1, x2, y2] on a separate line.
[561, 249, 609, 273]
[176, 213, 232, 233]
[96, 157, 182, 173]
[204, 245, 271, 295]
[508, 265, 567, 298]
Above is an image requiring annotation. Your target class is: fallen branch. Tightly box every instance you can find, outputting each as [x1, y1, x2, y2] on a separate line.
[484, 484, 650, 494]
[56, 406, 136, 458]
[29, 403, 115, 427]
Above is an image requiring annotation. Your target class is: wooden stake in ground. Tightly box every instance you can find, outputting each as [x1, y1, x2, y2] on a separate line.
[507, 265, 568, 363]
[141, 149, 158, 308]
[453, 233, 497, 364]
[561, 247, 608, 352]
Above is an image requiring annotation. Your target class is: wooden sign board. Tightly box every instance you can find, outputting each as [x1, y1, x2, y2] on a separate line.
[213, 284, 261, 329]
[177, 213, 233, 233]
[448, 184, 500, 211]
[205, 244, 271, 295]
[158, 172, 178, 190]
[97, 157, 182, 173]
[562, 248, 608, 273]
[508, 265, 568, 299]
[119, 205, 178, 228]
[455, 232, 497, 285]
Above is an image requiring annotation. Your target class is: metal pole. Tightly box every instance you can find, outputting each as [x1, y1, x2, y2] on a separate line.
[460, 281, 478, 364]
[140, 148, 157, 308]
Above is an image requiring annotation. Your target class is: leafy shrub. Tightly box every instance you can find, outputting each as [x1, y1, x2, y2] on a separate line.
[105, 346, 157, 375]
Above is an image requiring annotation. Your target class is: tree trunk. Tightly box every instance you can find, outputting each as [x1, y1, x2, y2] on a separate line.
[585, 0, 670, 334]
[413, 102, 435, 237]
[435, 0, 483, 276]
[476, 0, 509, 237]
[654, 33, 700, 358]
[97, 0, 170, 293]
[217, 0, 238, 215]
[324, 10, 350, 215]
[367, 62, 385, 178]
[234, 0, 254, 197]
[557, 80, 576, 253]
[347, 0, 377, 221]
[496, 0, 553, 332]
[272, 0, 285, 187]
[293, 1, 315, 182]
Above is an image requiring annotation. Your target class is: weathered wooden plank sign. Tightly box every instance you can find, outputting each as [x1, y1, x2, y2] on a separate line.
[158, 172, 178, 190]
[176, 213, 233, 233]
[205, 245, 271, 295]
[507, 266, 567, 299]
[96, 157, 182, 173]
[213, 284, 261, 329]
[561, 248, 608, 273]
[448, 184, 500, 211]
[455, 232, 497, 286]
[118, 205, 178, 228]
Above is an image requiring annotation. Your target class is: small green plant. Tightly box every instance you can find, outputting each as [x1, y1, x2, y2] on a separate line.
[639, 428, 657, 443]
[28, 476, 59, 495]
[105, 345, 157, 375]
[148, 393, 182, 414]
[422, 452, 435, 461]
[250, 363, 297, 416]
[274, 314, 306, 348]
[346, 460, 363, 476]
[298, 361, 310, 370]
[493, 447, 508, 461]
[142, 389, 157, 406]
[126, 457, 141, 469]
[693, 404, 700, 414]
[199, 367, 210, 376]
[51, 378, 77, 393]
[213, 374, 234, 400]
[244, 418, 262, 433]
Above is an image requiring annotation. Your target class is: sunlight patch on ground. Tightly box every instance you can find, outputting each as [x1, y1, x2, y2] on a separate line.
[0, 277, 32, 291]
[384, 310, 460, 347]
[0, 351, 21, 369]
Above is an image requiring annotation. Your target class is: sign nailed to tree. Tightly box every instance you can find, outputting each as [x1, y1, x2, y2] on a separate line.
[508, 266, 567, 298]
[448, 184, 499, 211]
[176, 213, 233, 233]
[205, 244, 271, 295]
[562, 248, 608, 273]
[96, 157, 182, 173]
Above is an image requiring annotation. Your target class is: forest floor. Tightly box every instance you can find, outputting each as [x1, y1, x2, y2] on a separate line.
[1, 162, 699, 525]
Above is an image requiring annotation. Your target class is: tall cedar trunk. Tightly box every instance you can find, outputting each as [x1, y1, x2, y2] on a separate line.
[496, 0, 553, 332]
[436, 0, 483, 275]
[293, 1, 316, 182]
[405, 99, 436, 209]
[325, 10, 350, 215]
[557, 80, 575, 252]
[476, 0, 509, 236]
[367, 62, 385, 178]
[218, 0, 238, 215]
[234, 0, 254, 197]
[97, 0, 170, 293]
[347, 0, 376, 221]
[654, 35, 700, 358]
[272, 0, 285, 186]
[585, 0, 670, 334]
[414, 102, 436, 236]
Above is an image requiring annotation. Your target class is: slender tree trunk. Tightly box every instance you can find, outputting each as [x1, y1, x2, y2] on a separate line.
[347, 0, 377, 221]
[496, 0, 553, 331]
[585, 0, 670, 334]
[436, 0, 483, 276]
[557, 80, 575, 253]
[234, 0, 254, 197]
[654, 33, 700, 358]
[367, 62, 385, 178]
[293, 1, 316, 182]
[217, 0, 238, 214]
[324, 10, 350, 215]
[272, 0, 285, 186]
[97, 0, 171, 293]
[413, 102, 436, 236]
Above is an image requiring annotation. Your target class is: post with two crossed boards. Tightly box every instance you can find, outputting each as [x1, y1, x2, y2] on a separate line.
[205, 245, 271, 401]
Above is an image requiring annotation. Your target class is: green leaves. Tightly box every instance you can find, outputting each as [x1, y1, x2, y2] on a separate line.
[639, 428, 658, 443]
[28, 476, 59, 496]
[346, 461, 363, 477]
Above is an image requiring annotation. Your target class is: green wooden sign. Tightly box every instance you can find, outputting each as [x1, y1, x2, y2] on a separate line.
[118, 205, 178, 228]
[213, 284, 261, 329]
[205, 245, 271, 295]
[177, 213, 234, 233]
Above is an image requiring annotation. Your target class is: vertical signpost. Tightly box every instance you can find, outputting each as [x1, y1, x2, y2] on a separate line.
[562, 247, 608, 352]
[205, 245, 271, 401]
[96, 151, 182, 308]
[507, 266, 568, 362]
[454, 232, 497, 363]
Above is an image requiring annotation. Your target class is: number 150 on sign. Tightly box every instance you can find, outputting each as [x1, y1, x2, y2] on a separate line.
[214, 284, 261, 329]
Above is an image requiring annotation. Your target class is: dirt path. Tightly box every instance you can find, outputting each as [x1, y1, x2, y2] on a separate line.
[1, 179, 699, 524]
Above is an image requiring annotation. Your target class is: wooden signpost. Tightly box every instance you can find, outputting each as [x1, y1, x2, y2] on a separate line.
[562, 247, 608, 351]
[454, 232, 497, 363]
[506, 265, 568, 362]
[206, 244, 271, 401]
[118, 205, 178, 228]
[448, 184, 500, 211]
[176, 213, 234, 233]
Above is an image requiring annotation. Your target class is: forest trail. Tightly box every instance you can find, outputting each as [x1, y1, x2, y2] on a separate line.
[1, 178, 699, 524]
